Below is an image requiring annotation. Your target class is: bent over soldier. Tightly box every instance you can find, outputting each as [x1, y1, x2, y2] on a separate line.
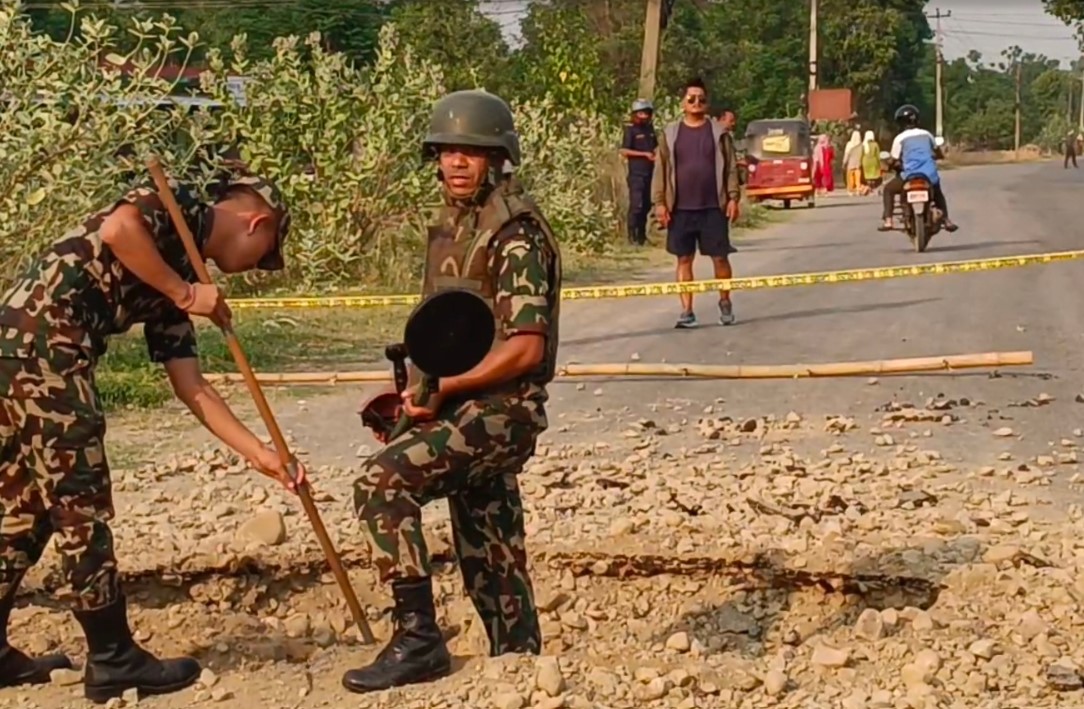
[346, 89, 562, 693]
[0, 171, 308, 703]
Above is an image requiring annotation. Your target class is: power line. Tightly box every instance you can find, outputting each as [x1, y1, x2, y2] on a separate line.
[943, 28, 1080, 41]
[945, 17, 1074, 29]
[951, 10, 1073, 18]
[19, 0, 526, 13]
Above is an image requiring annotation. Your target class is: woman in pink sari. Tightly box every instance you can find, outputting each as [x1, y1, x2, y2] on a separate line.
[812, 134, 835, 194]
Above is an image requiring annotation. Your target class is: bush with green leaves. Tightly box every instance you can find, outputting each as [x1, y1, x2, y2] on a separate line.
[0, 6, 210, 286]
[199, 24, 625, 293]
[2, 7, 626, 297]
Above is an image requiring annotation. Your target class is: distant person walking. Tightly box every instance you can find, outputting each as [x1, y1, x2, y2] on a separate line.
[1065, 131, 1078, 169]
[619, 98, 658, 245]
[843, 130, 863, 195]
[652, 76, 740, 329]
[861, 130, 882, 194]
[812, 134, 835, 194]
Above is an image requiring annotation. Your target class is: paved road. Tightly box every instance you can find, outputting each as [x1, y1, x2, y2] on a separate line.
[248, 161, 1084, 471]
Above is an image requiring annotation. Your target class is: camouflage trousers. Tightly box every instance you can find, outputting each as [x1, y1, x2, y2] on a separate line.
[0, 350, 118, 612]
[353, 394, 546, 656]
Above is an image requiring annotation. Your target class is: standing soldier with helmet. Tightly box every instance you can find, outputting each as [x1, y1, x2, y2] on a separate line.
[346, 89, 562, 693]
[619, 98, 658, 246]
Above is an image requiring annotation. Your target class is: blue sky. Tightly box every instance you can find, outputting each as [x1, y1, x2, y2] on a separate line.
[479, 0, 1082, 67]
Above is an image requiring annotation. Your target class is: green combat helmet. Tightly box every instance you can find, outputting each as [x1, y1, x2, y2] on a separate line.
[422, 90, 521, 166]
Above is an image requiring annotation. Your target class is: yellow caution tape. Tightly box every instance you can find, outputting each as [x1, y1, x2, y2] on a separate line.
[229, 248, 1084, 310]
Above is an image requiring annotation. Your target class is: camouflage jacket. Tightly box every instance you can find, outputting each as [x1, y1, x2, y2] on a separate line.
[421, 179, 562, 401]
[0, 182, 207, 365]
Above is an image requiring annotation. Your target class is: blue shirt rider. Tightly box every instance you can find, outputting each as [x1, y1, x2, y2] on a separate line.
[880, 104, 958, 233]
[891, 127, 940, 185]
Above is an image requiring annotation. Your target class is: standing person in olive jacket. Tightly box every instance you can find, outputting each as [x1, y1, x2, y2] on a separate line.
[651, 77, 741, 329]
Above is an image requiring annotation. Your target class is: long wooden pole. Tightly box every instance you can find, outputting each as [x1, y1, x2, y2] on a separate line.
[145, 158, 374, 645]
[203, 351, 1033, 386]
[808, 0, 818, 94]
[1015, 61, 1022, 160]
[637, 0, 663, 100]
[1079, 60, 1084, 130]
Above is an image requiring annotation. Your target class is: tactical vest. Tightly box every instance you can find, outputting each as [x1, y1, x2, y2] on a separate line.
[420, 179, 562, 392]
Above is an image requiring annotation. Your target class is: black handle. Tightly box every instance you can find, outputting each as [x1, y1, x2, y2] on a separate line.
[385, 343, 409, 394]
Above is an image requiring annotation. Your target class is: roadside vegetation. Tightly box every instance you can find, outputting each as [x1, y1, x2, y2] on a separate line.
[6, 1, 1078, 409]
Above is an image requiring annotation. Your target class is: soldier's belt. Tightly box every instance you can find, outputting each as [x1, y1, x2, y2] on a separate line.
[228, 248, 1084, 310]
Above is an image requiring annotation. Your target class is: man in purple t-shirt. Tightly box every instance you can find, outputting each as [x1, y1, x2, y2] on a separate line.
[651, 77, 741, 329]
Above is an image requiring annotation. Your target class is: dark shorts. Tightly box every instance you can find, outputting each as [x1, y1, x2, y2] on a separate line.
[666, 208, 734, 258]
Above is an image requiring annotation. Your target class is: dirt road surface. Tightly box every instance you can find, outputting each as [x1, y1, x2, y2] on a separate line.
[10, 161, 1084, 709]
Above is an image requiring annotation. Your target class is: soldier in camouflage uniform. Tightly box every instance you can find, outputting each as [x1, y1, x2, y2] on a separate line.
[345, 90, 562, 693]
[0, 170, 307, 703]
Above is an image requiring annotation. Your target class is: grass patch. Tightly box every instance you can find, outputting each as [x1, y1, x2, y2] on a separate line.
[97, 307, 406, 412]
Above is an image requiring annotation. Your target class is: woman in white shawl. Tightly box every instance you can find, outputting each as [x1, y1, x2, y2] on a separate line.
[843, 129, 863, 195]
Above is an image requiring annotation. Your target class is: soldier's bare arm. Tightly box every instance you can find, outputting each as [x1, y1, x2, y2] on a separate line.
[438, 228, 551, 398]
[101, 203, 230, 325]
[101, 204, 191, 304]
[163, 357, 306, 492]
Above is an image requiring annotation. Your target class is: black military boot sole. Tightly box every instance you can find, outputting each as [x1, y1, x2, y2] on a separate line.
[341, 654, 452, 694]
[0, 647, 72, 687]
[84, 671, 201, 704]
[0, 572, 74, 688]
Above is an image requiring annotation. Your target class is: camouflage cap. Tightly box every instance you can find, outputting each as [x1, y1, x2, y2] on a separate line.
[225, 174, 291, 271]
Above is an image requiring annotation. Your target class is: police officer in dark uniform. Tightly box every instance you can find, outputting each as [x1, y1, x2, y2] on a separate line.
[619, 98, 658, 246]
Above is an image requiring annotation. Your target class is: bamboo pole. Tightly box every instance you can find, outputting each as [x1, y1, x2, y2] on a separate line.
[203, 351, 1033, 386]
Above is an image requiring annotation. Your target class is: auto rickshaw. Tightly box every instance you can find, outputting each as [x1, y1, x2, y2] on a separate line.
[741, 118, 815, 209]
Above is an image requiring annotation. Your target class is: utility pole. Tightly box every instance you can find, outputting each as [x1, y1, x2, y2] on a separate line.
[1069, 76, 1074, 123]
[1078, 61, 1084, 131]
[808, 0, 818, 94]
[1014, 60, 1022, 159]
[925, 8, 951, 137]
[638, 0, 663, 101]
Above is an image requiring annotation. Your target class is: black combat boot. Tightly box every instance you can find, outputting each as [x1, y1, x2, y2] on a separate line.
[341, 577, 451, 693]
[72, 593, 201, 704]
[0, 573, 72, 687]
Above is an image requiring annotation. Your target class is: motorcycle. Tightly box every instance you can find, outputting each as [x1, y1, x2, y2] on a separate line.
[879, 136, 946, 253]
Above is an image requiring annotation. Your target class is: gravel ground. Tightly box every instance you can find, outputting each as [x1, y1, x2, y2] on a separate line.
[8, 161, 1084, 708]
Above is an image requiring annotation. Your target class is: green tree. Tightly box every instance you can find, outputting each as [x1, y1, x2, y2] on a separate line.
[939, 46, 1070, 149]
[22, 0, 390, 64]
[387, 0, 510, 93]
[513, 1, 602, 113]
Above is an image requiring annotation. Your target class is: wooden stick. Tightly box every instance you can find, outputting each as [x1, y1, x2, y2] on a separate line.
[145, 158, 375, 645]
[202, 351, 1034, 385]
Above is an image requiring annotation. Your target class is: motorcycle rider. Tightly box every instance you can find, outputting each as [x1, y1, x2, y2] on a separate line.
[879, 104, 958, 233]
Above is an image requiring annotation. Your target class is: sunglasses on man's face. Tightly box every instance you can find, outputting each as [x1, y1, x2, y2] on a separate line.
[685, 94, 707, 106]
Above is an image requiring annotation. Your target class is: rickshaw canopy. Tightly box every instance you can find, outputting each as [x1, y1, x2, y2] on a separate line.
[744, 119, 811, 160]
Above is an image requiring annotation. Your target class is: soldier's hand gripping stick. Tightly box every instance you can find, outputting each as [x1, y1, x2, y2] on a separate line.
[145, 157, 375, 645]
